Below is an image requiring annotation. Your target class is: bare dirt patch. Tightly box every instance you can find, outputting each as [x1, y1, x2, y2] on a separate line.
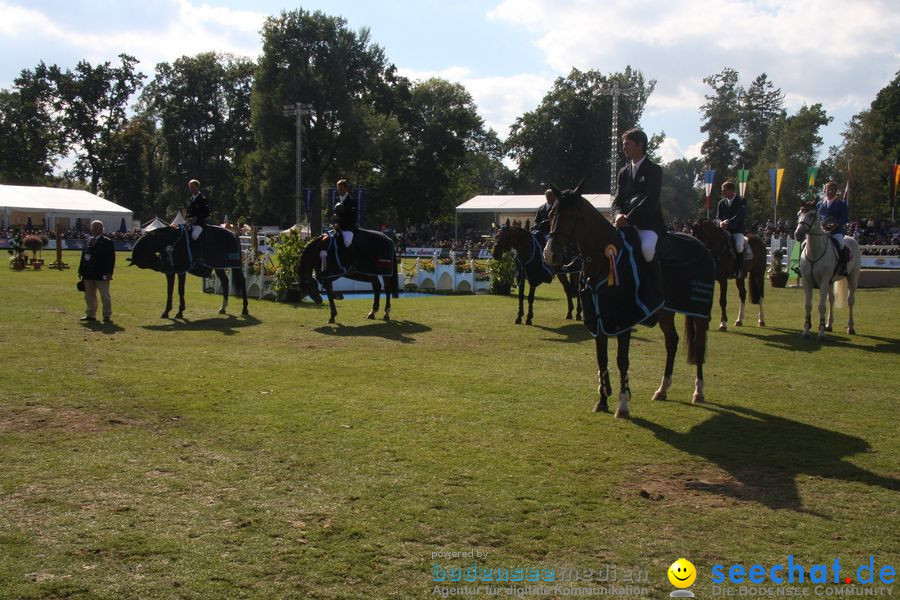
[623, 464, 784, 509]
[0, 406, 139, 434]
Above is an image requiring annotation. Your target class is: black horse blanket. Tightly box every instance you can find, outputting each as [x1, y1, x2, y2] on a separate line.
[581, 230, 714, 337]
[164, 225, 242, 274]
[517, 231, 554, 287]
[321, 228, 396, 280]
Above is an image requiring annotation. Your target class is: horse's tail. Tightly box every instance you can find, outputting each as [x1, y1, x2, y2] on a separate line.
[748, 238, 765, 304]
[834, 278, 848, 309]
[391, 254, 400, 298]
[748, 266, 764, 304]
[684, 315, 708, 366]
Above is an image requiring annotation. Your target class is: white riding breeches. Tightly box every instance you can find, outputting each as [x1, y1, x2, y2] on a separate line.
[342, 230, 354, 247]
[831, 232, 845, 250]
[191, 224, 202, 240]
[635, 228, 658, 262]
[732, 232, 745, 254]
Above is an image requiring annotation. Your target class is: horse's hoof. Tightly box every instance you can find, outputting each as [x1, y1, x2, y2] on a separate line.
[614, 407, 630, 418]
[734, 320, 743, 327]
[565, 314, 573, 320]
[515, 318, 522, 325]
[825, 325, 833, 332]
[594, 400, 609, 413]
[525, 319, 532, 326]
[328, 317, 336, 324]
[692, 393, 704, 404]
[758, 320, 766, 327]
[314, 298, 323, 305]
[367, 313, 376, 320]
[719, 323, 727, 332]
[382, 314, 390, 321]
[847, 327, 855, 335]
[175, 312, 184, 319]
[161, 312, 169, 319]
[218, 308, 226, 315]
[802, 331, 810, 339]
[818, 332, 826, 340]
[652, 391, 666, 402]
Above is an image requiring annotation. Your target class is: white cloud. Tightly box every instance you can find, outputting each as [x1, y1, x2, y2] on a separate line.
[657, 137, 703, 162]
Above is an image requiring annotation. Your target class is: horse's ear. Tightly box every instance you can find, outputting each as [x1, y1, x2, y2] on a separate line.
[574, 179, 585, 195]
[549, 183, 562, 197]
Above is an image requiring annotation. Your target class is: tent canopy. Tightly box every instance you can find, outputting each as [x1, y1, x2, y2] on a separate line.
[0, 184, 133, 232]
[141, 217, 169, 232]
[456, 194, 612, 215]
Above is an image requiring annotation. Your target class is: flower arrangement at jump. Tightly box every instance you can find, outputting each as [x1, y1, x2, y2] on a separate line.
[489, 251, 516, 294]
[7, 228, 27, 270]
[271, 228, 308, 300]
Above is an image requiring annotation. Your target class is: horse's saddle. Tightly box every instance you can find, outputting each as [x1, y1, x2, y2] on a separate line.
[328, 228, 396, 278]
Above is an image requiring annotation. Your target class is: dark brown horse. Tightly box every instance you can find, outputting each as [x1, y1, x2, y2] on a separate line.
[296, 231, 399, 323]
[690, 219, 767, 330]
[492, 225, 581, 325]
[544, 182, 713, 418]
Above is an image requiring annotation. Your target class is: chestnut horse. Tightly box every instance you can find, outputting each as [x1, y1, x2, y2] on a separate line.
[690, 219, 767, 331]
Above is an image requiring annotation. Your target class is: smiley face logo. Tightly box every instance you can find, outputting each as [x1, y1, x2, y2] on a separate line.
[668, 558, 697, 588]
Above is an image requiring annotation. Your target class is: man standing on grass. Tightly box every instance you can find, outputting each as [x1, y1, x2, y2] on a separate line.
[77, 220, 115, 322]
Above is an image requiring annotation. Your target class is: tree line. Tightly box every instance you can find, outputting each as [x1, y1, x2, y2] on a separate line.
[0, 8, 897, 229]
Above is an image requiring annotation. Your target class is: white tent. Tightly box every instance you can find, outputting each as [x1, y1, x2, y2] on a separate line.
[141, 216, 168, 232]
[454, 194, 612, 237]
[0, 184, 133, 232]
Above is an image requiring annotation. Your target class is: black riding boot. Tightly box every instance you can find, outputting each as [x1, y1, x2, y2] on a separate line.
[734, 250, 744, 278]
[839, 246, 850, 275]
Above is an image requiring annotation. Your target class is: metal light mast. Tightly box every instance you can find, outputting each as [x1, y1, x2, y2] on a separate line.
[282, 102, 314, 225]
[596, 83, 638, 196]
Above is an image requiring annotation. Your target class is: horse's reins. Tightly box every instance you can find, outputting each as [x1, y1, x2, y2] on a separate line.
[797, 209, 835, 289]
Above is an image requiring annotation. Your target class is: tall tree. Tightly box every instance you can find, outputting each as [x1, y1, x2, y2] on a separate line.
[738, 73, 784, 170]
[660, 157, 704, 220]
[142, 52, 255, 220]
[747, 104, 831, 223]
[699, 68, 742, 205]
[248, 9, 398, 230]
[49, 54, 145, 194]
[0, 63, 63, 184]
[505, 67, 655, 193]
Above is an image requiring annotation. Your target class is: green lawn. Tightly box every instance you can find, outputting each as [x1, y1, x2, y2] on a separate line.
[1, 252, 898, 599]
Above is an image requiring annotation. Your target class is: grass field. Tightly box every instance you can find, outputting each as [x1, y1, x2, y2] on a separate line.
[1, 251, 898, 599]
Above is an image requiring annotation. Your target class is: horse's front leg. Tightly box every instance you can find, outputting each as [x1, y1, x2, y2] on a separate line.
[162, 273, 175, 318]
[718, 278, 728, 331]
[325, 281, 338, 323]
[383, 277, 392, 321]
[757, 296, 766, 328]
[652, 311, 677, 401]
[614, 331, 632, 418]
[825, 284, 835, 332]
[594, 336, 611, 413]
[802, 283, 813, 339]
[734, 276, 746, 327]
[559, 274, 573, 319]
[177, 273, 186, 318]
[525, 284, 536, 325]
[817, 283, 828, 339]
[217, 269, 229, 314]
[368, 278, 381, 320]
[515, 271, 525, 324]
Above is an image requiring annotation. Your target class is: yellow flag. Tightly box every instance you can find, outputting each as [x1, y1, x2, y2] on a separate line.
[775, 168, 785, 204]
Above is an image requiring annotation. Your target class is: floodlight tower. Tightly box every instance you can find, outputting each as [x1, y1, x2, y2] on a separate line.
[282, 102, 314, 225]
[597, 83, 638, 196]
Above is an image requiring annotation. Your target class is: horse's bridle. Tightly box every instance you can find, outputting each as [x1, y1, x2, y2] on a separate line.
[547, 196, 583, 254]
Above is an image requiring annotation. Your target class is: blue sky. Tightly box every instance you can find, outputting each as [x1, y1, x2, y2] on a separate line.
[2, 0, 898, 166]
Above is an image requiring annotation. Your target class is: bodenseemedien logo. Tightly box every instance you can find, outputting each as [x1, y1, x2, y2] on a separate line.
[669, 558, 697, 597]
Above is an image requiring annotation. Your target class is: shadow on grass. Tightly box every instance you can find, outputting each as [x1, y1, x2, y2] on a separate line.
[140, 314, 262, 336]
[80, 320, 125, 335]
[313, 319, 431, 344]
[533, 322, 593, 344]
[731, 326, 900, 354]
[633, 403, 900, 513]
